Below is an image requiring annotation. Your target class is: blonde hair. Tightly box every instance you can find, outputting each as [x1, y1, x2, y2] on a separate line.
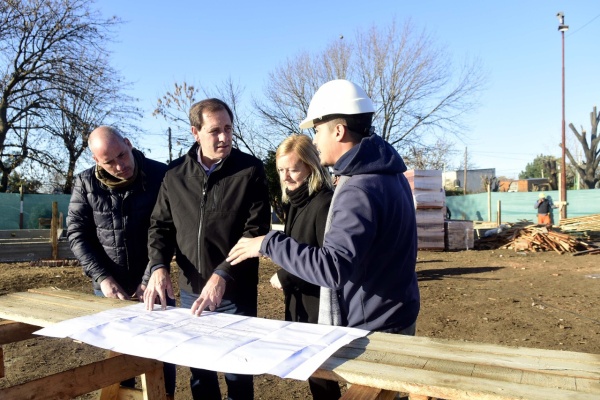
[276, 134, 333, 203]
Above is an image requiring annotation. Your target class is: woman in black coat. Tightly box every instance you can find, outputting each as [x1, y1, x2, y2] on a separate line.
[270, 134, 340, 399]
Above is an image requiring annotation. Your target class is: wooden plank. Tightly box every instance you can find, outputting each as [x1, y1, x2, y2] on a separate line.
[117, 387, 145, 400]
[9, 290, 129, 312]
[328, 340, 592, 393]
[334, 335, 600, 383]
[1, 289, 599, 399]
[0, 241, 73, 262]
[0, 293, 123, 327]
[409, 331, 600, 365]
[0, 296, 81, 327]
[25, 288, 129, 308]
[140, 358, 167, 400]
[99, 351, 126, 400]
[98, 382, 120, 400]
[0, 290, 131, 328]
[0, 353, 163, 400]
[0, 230, 51, 240]
[27, 287, 127, 305]
[571, 248, 600, 256]
[114, 387, 173, 400]
[341, 384, 397, 400]
[314, 358, 600, 400]
[0, 321, 39, 344]
[98, 350, 169, 400]
[472, 364, 525, 387]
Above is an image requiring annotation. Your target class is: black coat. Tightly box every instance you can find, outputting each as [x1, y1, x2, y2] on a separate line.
[277, 187, 333, 323]
[147, 144, 271, 299]
[67, 153, 167, 294]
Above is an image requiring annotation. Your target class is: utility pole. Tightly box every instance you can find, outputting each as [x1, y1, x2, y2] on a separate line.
[168, 127, 173, 164]
[557, 12, 569, 219]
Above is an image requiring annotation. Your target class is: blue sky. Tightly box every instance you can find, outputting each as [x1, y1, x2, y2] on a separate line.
[96, 1, 600, 179]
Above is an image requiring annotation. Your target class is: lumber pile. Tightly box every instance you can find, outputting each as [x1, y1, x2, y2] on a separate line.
[405, 170, 445, 251]
[475, 221, 598, 254]
[559, 213, 600, 241]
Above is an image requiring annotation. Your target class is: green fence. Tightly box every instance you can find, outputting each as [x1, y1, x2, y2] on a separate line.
[446, 189, 600, 224]
[1, 190, 599, 230]
[0, 193, 71, 230]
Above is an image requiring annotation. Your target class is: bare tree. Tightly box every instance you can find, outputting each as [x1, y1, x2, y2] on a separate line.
[254, 18, 486, 154]
[37, 51, 142, 194]
[153, 81, 200, 157]
[217, 78, 262, 157]
[154, 78, 260, 158]
[566, 106, 600, 189]
[253, 39, 354, 148]
[402, 136, 456, 170]
[0, 0, 120, 191]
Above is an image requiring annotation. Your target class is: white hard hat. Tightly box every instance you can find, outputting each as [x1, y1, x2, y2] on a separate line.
[299, 79, 375, 129]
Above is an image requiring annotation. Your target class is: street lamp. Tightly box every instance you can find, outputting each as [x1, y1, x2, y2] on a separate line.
[557, 12, 568, 220]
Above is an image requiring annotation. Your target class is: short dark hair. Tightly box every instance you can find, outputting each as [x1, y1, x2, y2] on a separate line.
[322, 112, 374, 142]
[189, 98, 234, 129]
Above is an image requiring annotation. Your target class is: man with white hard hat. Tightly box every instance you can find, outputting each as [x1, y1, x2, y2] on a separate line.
[228, 79, 420, 337]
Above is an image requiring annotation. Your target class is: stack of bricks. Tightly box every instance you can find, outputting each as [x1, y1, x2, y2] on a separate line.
[405, 170, 446, 251]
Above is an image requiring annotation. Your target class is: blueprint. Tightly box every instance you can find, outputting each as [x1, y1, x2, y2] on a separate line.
[35, 303, 369, 380]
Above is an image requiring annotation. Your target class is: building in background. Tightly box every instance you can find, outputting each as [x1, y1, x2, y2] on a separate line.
[497, 178, 551, 192]
[443, 168, 496, 194]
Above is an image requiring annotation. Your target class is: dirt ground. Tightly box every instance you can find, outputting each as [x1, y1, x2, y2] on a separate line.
[1, 248, 599, 399]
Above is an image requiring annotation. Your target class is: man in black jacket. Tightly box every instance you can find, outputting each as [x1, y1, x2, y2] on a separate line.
[143, 98, 271, 400]
[67, 125, 175, 395]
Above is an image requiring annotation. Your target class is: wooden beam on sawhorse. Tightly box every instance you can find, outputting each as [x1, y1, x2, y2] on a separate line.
[0, 352, 166, 400]
[341, 385, 398, 399]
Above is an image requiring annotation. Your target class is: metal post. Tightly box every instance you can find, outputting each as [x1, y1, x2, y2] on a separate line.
[19, 183, 24, 229]
[51, 202, 58, 260]
[463, 147, 467, 195]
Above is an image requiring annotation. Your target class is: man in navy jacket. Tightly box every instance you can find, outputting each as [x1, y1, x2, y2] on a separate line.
[228, 80, 420, 335]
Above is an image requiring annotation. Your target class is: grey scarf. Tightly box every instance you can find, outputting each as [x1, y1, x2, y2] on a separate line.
[317, 175, 349, 326]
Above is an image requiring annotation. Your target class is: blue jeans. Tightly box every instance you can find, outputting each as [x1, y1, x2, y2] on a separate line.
[93, 289, 177, 395]
[180, 289, 255, 400]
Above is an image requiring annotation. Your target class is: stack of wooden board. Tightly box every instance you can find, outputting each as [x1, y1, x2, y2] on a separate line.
[501, 225, 598, 254]
[475, 222, 598, 254]
[405, 170, 445, 251]
[559, 213, 600, 241]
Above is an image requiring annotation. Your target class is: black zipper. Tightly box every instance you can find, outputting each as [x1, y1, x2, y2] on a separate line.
[197, 176, 208, 275]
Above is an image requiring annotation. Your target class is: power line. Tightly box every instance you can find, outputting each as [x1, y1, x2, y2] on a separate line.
[469, 154, 540, 162]
[567, 13, 600, 37]
[473, 150, 549, 156]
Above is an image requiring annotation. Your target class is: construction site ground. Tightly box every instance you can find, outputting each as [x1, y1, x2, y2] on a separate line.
[1, 248, 599, 399]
